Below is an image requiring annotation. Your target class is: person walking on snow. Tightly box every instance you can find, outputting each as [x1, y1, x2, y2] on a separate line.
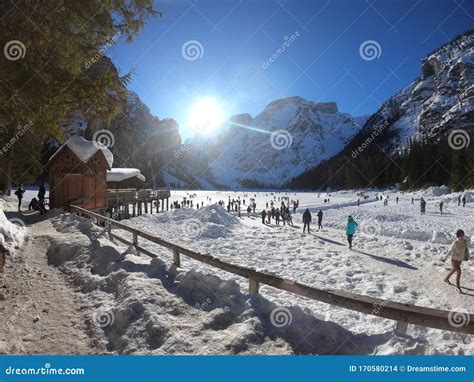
[302, 208, 312, 234]
[261, 209, 266, 224]
[443, 229, 470, 293]
[346, 216, 358, 249]
[317, 210, 323, 230]
[462, 195, 466, 207]
[439, 201, 444, 215]
[420, 197, 426, 214]
[14, 184, 25, 212]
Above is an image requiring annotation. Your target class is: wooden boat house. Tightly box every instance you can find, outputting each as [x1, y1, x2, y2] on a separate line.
[48, 136, 113, 210]
[49, 136, 170, 216]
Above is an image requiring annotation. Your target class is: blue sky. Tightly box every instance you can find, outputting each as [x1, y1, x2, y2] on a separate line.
[109, 0, 474, 139]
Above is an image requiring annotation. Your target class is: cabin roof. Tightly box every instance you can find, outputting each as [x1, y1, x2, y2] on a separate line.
[49, 136, 114, 169]
[107, 168, 146, 183]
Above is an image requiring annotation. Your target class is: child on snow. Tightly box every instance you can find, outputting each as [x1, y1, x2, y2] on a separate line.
[443, 229, 470, 293]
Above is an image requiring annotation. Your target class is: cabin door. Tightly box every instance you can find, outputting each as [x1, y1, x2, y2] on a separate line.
[64, 174, 83, 209]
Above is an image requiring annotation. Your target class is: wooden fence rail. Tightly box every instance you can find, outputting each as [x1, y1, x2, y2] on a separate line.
[70, 205, 474, 335]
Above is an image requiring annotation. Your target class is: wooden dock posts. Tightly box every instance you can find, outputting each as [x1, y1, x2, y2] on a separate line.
[70, 204, 474, 335]
[105, 189, 170, 220]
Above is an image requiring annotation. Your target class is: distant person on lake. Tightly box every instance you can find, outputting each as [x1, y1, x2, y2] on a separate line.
[439, 201, 444, 215]
[462, 195, 466, 207]
[443, 229, 470, 293]
[302, 209, 312, 234]
[261, 209, 266, 224]
[317, 210, 323, 230]
[420, 198, 426, 214]
[14, 184, 25, 212]
[346, 216, 358, 249]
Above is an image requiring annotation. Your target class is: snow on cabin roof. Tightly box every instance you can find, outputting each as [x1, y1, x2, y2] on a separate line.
[49, 136, 114, 168]
[107, 168, 146, 183]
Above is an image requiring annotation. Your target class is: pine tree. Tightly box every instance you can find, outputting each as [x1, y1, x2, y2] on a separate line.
[0, 0, 159, 194]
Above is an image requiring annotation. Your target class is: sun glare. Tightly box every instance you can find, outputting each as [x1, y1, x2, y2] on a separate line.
[188, 98, 225, 133]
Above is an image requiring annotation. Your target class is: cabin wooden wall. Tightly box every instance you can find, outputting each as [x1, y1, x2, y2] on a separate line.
[49, 146, 108, 210]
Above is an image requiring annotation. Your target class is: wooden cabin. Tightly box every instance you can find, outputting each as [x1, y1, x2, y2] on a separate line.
[48, 136, 113, 210]
[107, 168, 146, 190]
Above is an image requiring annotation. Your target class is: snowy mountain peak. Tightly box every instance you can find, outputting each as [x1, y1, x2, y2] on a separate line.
[168, 96, 367, 188]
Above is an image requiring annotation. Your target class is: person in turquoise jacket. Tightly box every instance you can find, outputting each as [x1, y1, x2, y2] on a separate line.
[346, 215, 358, 249]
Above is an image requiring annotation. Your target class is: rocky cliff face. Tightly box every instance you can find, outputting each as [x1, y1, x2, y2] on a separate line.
[352, 29, 474, 155]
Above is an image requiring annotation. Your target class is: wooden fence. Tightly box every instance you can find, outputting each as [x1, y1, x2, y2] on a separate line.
[70, 204, 473, 335]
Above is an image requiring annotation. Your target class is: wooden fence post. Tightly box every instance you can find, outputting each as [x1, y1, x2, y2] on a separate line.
[249, 279, 259, 294]
[173, 249, 181, 267]
[133, 232, 139, 253]
[395, 321, 408, 334]
[107, 221, 114, 242]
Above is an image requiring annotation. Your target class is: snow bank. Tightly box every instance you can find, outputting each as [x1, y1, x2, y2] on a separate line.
[0, 201, 25, 252]
[419, 185, 450, 197]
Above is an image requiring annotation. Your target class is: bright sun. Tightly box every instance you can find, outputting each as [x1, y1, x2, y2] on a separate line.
[188, 97, 224, 133]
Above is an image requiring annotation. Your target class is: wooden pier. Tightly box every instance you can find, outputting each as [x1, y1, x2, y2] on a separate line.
[88, 189, 170, 220]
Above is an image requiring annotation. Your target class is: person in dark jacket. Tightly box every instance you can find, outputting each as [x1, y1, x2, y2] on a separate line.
[420, 198, 426, 214]
[38, 184, 46, 203]
[14, 184, 25, 212]
[317, 210, 323, 230]
[261, 209, 266, 224]
[302, 209, 312, 233]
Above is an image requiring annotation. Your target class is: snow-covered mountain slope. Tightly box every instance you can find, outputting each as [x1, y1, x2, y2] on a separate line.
[353, 29, 474, 154]
[174, 97, 367, 188]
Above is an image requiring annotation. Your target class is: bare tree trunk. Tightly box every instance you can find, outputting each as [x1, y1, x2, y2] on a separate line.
[3, 123, 16, 196]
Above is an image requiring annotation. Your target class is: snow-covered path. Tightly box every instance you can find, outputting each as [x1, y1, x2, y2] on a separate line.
[0, 208, 103, 354]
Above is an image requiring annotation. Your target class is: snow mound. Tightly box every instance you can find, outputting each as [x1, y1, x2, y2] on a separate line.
[420, 185, 450, 197]
[0, 204, 25, 252]
[191, 204, 240, 226]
